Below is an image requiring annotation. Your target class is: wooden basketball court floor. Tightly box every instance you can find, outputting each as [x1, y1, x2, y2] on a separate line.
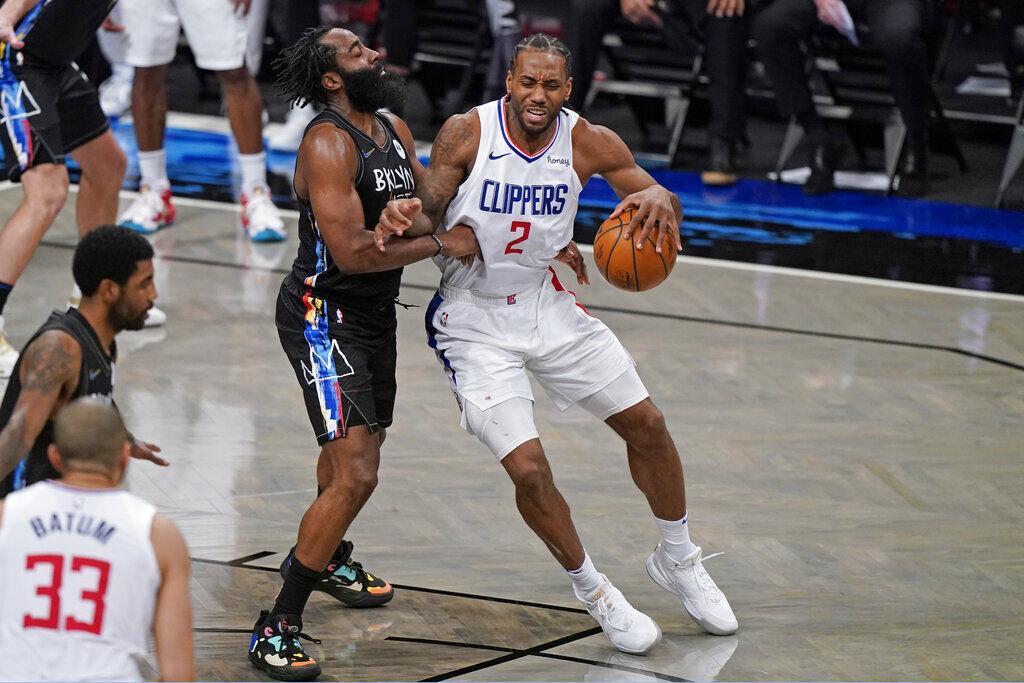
[1, 185, 1022, 681]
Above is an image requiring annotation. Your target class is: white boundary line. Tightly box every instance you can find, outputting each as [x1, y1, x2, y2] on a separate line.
[573, 243, 1024, 303]
[54, 186, 1024, 305]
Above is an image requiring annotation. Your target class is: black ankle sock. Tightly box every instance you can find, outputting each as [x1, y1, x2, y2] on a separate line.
[272, 556, 321, 617]
[797, 110, 829, 147]
[0, 281, 13, 316]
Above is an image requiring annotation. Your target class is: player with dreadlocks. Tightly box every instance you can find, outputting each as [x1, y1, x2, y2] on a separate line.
[373, 33, 736, 654]
[246, 27, 480, 681]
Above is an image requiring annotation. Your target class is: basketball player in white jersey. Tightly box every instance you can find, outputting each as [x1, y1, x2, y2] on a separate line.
[0, 397, 193, 682]
[374, 34, 738, 653]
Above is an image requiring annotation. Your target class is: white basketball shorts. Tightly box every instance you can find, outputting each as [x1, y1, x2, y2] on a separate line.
[120, 0, 249, 70]
[425, 268, 650, 458]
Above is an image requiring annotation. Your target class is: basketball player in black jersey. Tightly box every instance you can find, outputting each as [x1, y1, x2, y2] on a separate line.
[247, 27, 479, 680]
[0, 0, 132, 378]
[0, 226, 167, 497]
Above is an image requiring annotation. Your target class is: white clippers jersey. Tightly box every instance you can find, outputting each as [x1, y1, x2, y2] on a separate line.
[0, 481, 160, 682]
[437, 98, 582, 295]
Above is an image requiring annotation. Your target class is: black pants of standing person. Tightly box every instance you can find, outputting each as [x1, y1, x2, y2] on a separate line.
[567, 0, 751, 181]
[752, 0, 931, 194]
[567, 0, 750, 142]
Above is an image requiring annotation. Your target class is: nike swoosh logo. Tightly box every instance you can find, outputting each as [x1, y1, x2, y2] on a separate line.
[89, 369, 102, 380]
[363, 149, 373, 158]
[488, 151, 511, 160]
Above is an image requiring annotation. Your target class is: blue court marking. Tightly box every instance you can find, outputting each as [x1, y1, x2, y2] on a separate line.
[48, 118, 1024, 248]
[18, 117, 1018, 292]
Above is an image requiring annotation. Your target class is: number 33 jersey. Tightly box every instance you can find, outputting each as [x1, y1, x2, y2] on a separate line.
[0, 481, 160, 682]
[438, 98, 582, 295]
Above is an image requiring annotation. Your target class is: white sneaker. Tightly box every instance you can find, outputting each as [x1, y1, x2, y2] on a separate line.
[241, 188, 286, 243]
[98, 68, 133, 117]
[143, 305, 166, 328]
[267, 105, 317, 152]
[575, 575, 662, 655]
[118, 185, 176, 235]
[645, 545, 738, 636]
[0, 315, 19, 380]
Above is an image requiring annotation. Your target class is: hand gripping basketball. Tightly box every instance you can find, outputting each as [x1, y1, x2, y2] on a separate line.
[609, 185, 683, 255]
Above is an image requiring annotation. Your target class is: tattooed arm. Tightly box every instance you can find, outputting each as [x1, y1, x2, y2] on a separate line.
[374, 110, 480, 249]
[0, 331, 81, 482]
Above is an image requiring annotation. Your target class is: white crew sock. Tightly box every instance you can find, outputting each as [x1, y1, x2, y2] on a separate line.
[137, 149, 169, 192]
[566, 552, 603, 597]
[238, 151, 268, 196]
[655, 514, 699, 561]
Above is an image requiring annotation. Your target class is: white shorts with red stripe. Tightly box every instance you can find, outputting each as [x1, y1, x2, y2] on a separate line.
[425, 268, 642, 420]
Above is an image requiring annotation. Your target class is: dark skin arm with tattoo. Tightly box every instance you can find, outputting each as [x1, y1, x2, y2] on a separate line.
[295, 119, 478, 273]
[373, 111, 480, 249]
[573, 118, 683, 254]
[0, 331, 81, 482]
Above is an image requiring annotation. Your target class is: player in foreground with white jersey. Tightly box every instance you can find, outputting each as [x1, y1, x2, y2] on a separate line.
[0, 397, 193, 682]
[375, 34, 737, 654]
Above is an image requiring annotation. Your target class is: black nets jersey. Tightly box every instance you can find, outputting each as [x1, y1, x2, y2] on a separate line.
[286, 110, 415, 305]
[0, 308, 116, 496]
[7, 0, 118, 68]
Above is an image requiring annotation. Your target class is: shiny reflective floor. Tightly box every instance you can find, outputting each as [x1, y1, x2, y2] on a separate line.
[1, 186, 1023, 681]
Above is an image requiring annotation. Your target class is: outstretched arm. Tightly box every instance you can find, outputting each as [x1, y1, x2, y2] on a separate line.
[374, 111, 479, 249]
[0, 331, 80, 482]
[573, 119, 683, 254]
[299, 124, 477, 272]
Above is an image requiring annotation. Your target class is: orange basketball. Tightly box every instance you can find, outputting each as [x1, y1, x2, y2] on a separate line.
[592, 207, 677, 292]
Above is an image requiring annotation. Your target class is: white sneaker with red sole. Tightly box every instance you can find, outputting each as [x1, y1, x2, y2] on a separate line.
[241, 188, 287, 243]
[118, 185, 176, 235]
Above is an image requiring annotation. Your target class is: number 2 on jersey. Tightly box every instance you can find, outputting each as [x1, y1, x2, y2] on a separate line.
[23, 554, 111, 635]
[504, 221, 531, 255]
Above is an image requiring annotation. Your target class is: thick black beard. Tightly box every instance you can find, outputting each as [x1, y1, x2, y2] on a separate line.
[110, 301, 148, 332]
[341, 67, 406, 113]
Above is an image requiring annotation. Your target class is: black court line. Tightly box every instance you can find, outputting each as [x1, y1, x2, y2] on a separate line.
[191, 556, 588, 614]
[194, 627, 253, 634]
[191, 557, 611, 680]
[228, 551, 276, 566]
[388, 636, 692, 682]
[419, 627, 604, 682]
[39, 239, 1024, 374]
[191, 556, 277, 572]
[387, 636, 515, 654]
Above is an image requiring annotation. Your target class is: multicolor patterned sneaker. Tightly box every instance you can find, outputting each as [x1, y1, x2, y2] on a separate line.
[280, 541, 394, 608]
[248, 610, 321, 681]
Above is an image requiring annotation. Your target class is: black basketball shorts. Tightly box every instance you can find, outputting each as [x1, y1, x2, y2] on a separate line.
[0, 60, 109, 181]
[276, 278, 398, 446]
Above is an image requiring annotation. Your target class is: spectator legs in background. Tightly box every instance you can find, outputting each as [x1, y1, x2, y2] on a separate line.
[854, 0, 930, 195]
[382, 0, 417, 116]
[1001, 0, 1024, 103]
[696, 5, 750, 185]
[96, 5, 133, 118]
[245, 0, 273, 77]
[484, 0, 521, 102]
[268, 0, 321, 151]
[754, 0, 852, 195]
[566, 0, 622, 112]
[755, 0, 931, 195]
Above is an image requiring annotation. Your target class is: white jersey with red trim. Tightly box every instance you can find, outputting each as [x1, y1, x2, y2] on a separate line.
[436, 98, 582, 295]
[0, 481, 160, 682]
